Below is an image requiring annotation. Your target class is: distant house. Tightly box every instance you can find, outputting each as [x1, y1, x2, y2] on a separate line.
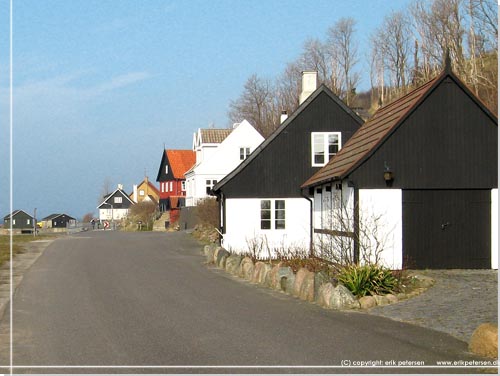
[185, 120, 264, 206]
[130, 176, 160, 205]
[40, 213, 76, 229]
[213, 72, 364, 257]
[3, 210, 35, 231]
[97, 185, 135, 222]
[302, 63, 498, 270]
[156, 149, 196, 212]
[184, 128, 233, 207]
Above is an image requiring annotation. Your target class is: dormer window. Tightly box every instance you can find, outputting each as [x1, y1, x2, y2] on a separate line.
[311, 132, 341, 167]
[240, 147, 251, 160]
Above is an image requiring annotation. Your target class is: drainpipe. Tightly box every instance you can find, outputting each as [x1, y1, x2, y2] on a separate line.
[347, 180, 360, 264]
[300, 188, 314, 258]
[215, 191, 224, 247]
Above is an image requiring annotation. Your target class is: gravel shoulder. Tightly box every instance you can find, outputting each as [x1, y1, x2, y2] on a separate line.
[368, 269, 498, 342]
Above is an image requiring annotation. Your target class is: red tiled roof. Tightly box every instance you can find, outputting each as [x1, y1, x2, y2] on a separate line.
[302, 73, 441, 188]
[166, 150, 196, 179]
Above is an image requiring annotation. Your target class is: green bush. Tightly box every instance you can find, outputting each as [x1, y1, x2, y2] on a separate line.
[337, 264, 398, 297]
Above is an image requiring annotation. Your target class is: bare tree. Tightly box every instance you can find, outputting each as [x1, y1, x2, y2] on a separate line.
[82, 213, 94, 223]
[275, 61, 302, 117]
[98, 177, 112, 205]
[374, 11, 413, 96]
[300, 38, 330, 85]
[326, 17, 360, 105]
[128, 201, 157, 230]
[228, 74, 278, 137]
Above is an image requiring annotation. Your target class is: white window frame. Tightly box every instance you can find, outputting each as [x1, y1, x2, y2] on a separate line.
[114, 196, 122, 204]
[239, 147, 251, 160]
[170, 182, 173, 191]
[311, 132, 341, 167]
[139, 189, 145, 196]
[205, 179, 217, 195]
[260, 199, 286, 230]
[165, 165, 169, 174]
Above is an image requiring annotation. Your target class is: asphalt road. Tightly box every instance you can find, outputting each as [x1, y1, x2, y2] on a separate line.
[0, 231, 488, 373]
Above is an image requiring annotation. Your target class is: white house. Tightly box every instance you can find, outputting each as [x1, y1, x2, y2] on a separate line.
[185, 120, 264, 206]
[213, 72, 364, 258]
[97, 184, 135, 222]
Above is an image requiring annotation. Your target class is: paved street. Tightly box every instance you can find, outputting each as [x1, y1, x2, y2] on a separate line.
[0, 231, 490, 373]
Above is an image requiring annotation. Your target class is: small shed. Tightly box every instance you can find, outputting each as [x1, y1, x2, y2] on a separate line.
[41, 213, 76, 229]
[302, 63, 497, 269]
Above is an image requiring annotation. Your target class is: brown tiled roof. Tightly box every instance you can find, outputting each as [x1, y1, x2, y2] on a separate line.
[302, 74, 441, 188]
[166, 150, 196, 179]
[200, 128, 233, 144]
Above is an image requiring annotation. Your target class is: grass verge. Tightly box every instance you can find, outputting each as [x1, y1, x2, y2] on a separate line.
[0, 234, 58, 267]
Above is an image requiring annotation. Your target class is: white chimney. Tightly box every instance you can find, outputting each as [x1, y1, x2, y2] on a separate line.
[299, 71, 318, 105]
[280, 111, 288, 124]
[118, 183, 123, 190]
[133, 184, 138, 203]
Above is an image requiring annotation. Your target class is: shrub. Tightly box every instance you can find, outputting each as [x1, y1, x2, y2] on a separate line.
[337, 264, 398, 297]
[196, 197, 219, 227]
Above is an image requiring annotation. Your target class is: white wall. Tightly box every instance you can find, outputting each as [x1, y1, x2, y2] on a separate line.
[222, 198, 311, 259]
[359, 189, 403, 269]
[99, 208, 129, 221]
[492, 189, 498, 269]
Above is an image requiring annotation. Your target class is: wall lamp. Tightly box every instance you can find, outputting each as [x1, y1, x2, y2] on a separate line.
[383, 162, 394, 185]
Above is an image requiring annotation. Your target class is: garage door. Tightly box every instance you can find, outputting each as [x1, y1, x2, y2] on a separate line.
[402, 190, 491, 269]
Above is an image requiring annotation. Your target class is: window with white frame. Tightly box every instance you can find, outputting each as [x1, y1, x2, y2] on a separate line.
[139, 189, 145, 196]
[170, 182, 173, 191]
[260, 199, 285, 230]
[239, 147, 251, 160]
[205, 179, 217, 195]
[114, 196, 122, 204]
[165, 165, 169, 174]
[311, 132, 341, 167]
[27, 219, 31, 225]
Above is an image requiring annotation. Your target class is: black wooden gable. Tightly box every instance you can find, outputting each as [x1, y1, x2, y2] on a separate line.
[156, 150, 177, 182]
[214, 85, 363, 198]
[98, 189, 134, 209]
[349, 74, 498, 189]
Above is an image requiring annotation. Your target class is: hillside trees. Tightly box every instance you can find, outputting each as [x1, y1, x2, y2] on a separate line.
[228, 0, 497, 131]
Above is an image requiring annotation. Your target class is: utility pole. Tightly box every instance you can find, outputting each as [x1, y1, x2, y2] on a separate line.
[33, 208, 37, 237]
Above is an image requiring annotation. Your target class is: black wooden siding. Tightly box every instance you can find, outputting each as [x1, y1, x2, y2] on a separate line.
[350, 77, 497, 189]
[156, 152, 176, 182]
[402, 189, 491, 269]
[52, 215, 75, 228]
[4, 211, 34, 229]
[104, 191, 133, 209]
[220, 91, 362, 198]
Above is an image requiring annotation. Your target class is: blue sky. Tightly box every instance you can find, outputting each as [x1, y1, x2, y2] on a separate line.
[0, 0, 413, 219]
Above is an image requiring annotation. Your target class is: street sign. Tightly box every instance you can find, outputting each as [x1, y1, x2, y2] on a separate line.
[103, 221, 110, 229]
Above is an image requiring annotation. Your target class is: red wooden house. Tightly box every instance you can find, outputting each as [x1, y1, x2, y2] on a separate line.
[156, 150, 196, 220]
